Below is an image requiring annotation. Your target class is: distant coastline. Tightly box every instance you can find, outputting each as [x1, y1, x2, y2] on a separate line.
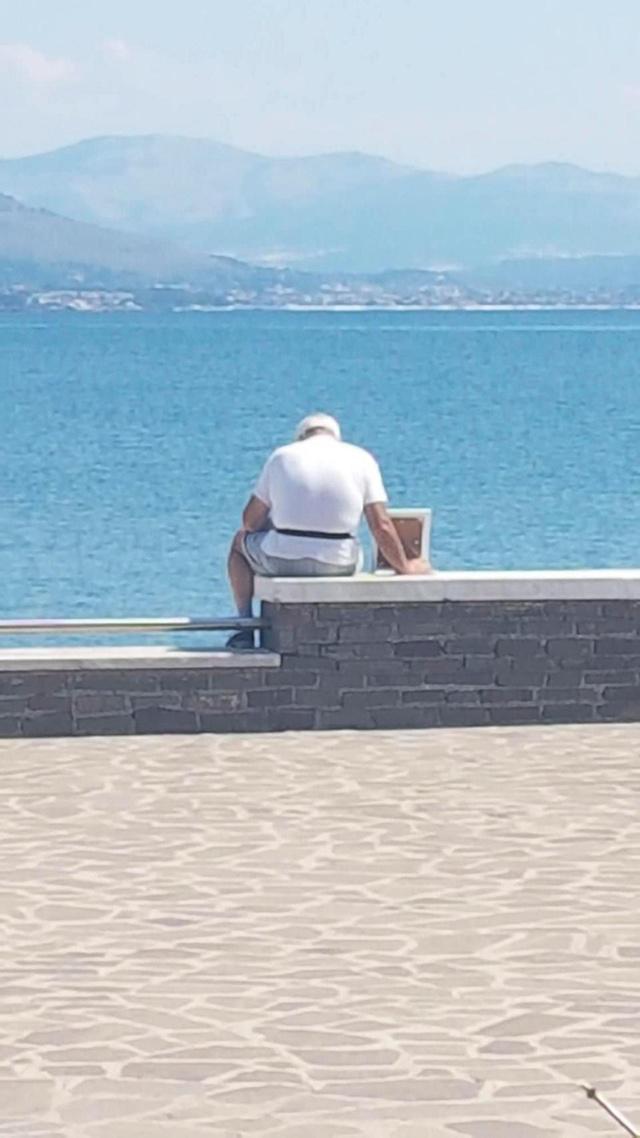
[3, 298, 640, 314]
[4, 279, 640, 315]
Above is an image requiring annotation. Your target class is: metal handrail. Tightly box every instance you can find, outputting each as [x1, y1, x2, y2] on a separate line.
[0, 616, 266, 635]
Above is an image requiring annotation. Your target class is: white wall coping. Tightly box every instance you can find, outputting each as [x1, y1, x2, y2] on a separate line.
[256, 569, 640, 604]
[0, 647, 280, 672]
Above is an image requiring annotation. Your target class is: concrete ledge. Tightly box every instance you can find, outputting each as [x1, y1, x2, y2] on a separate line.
[256, 569, 640, 604]
[0, 647, 280, 672]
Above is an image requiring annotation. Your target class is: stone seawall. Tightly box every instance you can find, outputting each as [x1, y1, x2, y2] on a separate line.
[0, 650, 282, 738]
[261, 597, 640, 730]
[1, 572, 640, 736]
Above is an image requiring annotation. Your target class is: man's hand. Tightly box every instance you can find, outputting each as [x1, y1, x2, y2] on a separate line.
[403, 557, 432, 575]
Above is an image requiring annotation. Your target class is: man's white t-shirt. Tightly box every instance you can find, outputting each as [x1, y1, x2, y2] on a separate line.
[253, 435, 388, 566]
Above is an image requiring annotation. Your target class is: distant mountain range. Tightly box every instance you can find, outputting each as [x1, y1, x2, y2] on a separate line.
[0, 193, 463, 309]
[5, 189, 640, 309]
[0, 192, 271, 289]
[3, 135, 640, 273]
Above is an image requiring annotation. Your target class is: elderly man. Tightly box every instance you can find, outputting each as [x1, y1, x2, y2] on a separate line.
[227, 413, 429, 648]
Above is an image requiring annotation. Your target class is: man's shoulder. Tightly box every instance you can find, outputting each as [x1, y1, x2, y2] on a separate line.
[265, 443, 295, 463]
[339, 441, 379, 467]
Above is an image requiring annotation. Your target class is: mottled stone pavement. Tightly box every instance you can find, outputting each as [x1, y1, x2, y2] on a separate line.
[1, 726, 639, 1138]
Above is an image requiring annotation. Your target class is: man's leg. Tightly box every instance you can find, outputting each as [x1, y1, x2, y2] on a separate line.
[226, 530, 256, 648]
[228, 530, 254, 618]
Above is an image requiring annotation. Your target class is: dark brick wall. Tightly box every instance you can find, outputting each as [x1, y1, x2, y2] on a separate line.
[0, 665, 285, 738]
[1, 598, 639, 736]
[261, 599, 640, 730]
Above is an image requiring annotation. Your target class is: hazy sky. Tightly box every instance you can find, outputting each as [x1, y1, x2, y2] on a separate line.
[1, 0, 640, 173]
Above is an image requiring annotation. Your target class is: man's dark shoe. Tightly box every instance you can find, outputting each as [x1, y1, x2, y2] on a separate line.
[226, 630, 256, 650]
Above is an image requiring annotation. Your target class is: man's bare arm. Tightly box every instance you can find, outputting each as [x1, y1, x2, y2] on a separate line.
[242, 496, 270, 532]
[364, 503, 430, 575]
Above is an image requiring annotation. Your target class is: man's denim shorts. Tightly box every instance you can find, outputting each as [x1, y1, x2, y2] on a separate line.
[243, 531, 359, 578]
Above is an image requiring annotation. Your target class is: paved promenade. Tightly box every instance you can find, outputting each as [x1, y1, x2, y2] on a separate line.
[0, 725, 639, 1137]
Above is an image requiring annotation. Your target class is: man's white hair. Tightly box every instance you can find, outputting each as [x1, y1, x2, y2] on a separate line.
[294, 412, 341, 442]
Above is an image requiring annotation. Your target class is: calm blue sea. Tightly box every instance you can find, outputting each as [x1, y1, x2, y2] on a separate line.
[2, 309, 640, 639]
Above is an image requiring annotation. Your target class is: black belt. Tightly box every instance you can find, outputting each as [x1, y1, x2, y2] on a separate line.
[276, 527, 353, 540]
